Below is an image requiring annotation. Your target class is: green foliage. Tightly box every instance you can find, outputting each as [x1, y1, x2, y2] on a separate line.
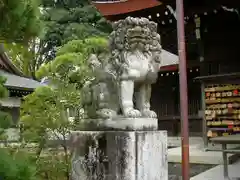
[36, 37, 109, 83]
[20, 84, 75, 179]
[0, 75, 9, 98]
[37, 0, 111, 61]
[56, 37, 109, 58]
[20, 38, 108, 147]
[4, 0, 111, 79]
[0, 0, 41, 42]
[21, 85, 77, 140]
[20, 36, 109, 180]
[21, 36, 109, 138]
[36, 153, 70, 180]
[0, 111, 12, 128]
[20, 83, 76, 179]
[0, 148, 37, 180]
[0, 111, 12, 134]
[0, 146, 71, 180]
[0, 111, 12, 140]
[0, 75, 12, 139]
[3, 41, 44, 79]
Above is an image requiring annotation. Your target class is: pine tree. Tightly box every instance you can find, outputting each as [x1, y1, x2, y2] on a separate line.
[0, 0, 41, 42]
[5, 0, 112, 79]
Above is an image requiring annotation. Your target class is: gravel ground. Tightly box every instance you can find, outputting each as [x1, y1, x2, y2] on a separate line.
[168, 163, 216, 180]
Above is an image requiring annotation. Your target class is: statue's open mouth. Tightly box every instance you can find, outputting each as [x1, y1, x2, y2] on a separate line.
[127, 36, 147, 44]
[127, 30, 149, 37]
[127, 27, 150, 40]
[129, 35, 146, 39]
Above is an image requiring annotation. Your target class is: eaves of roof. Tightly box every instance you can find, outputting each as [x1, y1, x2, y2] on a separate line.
[93, 0, 161, 16]
[0, 44, 44, 91]
[0, 44, 23, 76]
[0, 70, 44, 91]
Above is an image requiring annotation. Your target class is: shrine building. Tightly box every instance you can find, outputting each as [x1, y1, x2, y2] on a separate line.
[92, 0, 240, 147]
[0, 45, 43, 126]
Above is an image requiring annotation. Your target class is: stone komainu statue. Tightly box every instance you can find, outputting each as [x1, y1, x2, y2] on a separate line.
[84, 17, 162, 119]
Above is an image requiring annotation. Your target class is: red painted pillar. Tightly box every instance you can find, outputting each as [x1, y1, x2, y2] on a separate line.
[176, 0, 190, 180]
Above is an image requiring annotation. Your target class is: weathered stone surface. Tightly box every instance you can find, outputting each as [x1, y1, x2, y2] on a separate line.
[83, 17, 162, 120]
[104, 117, 158, 130]
[70, 131, 167, 180]
[72, 17, 168, 180]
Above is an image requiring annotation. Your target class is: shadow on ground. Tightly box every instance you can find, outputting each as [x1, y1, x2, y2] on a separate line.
[168, 163, 216, 180]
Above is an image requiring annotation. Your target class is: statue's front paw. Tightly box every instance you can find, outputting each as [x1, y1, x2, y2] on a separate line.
[124, 109, 142, 118]
[142, 110, 157, 118]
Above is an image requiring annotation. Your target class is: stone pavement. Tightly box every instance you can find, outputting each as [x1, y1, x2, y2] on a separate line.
[190, 160, 240, 180]
[168, 144, 238, 164]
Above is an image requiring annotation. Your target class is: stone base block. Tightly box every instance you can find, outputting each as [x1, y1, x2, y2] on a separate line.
[70, 130, 167, 180]
[104, 117, 158, 130]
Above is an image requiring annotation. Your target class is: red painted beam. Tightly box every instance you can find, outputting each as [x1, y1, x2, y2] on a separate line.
[93, 0, 161, 16]
[160, 65, 178, 72]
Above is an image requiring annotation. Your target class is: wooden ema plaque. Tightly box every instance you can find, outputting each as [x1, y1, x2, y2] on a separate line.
[205, 84, 240, 138]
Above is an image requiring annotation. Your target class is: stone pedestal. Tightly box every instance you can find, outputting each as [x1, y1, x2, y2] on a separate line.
[70, 130, 167, 180]
[104, 117, 158, 130]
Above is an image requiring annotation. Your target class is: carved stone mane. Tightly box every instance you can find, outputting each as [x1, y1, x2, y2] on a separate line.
[109, 17, 162, 74]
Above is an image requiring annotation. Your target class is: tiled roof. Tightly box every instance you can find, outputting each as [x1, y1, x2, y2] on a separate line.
[0, 70, 44, 91]
[0, 44, 44, 90]
[0, 44, 23, 76]
[161, 49, 178, 67]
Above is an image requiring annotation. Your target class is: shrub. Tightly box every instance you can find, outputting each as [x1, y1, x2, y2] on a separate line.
[0, 148, 37, 180]
[36, 154, 70, 180]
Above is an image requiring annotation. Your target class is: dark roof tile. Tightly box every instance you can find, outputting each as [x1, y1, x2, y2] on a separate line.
[0, 70, 44, 90]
